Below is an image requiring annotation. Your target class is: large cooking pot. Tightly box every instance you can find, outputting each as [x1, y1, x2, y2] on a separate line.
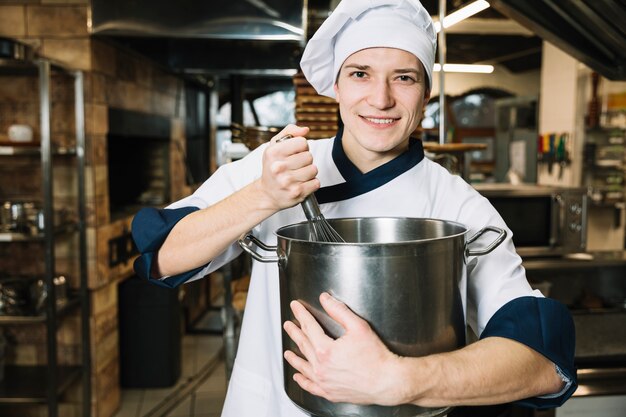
[239, 217, 506, 417]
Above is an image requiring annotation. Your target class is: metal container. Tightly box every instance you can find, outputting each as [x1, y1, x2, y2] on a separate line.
[240, 217, 506, 417]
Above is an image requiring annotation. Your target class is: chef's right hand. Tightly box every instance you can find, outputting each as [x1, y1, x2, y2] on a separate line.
[259, 124, 319, 211]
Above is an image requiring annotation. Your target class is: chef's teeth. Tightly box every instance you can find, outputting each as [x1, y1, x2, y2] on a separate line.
[366, 118, 395, 124]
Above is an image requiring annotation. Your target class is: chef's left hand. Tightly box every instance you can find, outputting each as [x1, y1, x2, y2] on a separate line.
[283, 292, 405, 405]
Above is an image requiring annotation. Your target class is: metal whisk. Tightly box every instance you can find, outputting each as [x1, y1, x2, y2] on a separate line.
[276, 134, 345, 243]
[300, 193, 345, 243]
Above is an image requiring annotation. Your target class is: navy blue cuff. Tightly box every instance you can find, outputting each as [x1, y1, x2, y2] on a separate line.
[480, 296, 577, 408]
[131, 206, 206, 288]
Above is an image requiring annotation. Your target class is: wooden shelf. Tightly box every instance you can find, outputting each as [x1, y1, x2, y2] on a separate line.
[423, 143, 488, 153]
[0, 222, 78, 242]
[0, 297, 80, 325]
[0, 366, 81, 404]
[0, 143, 76, 156]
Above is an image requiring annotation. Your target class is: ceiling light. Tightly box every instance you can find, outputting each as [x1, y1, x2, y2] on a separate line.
[434, 0, 490, 32]
[433, 63, 494, 73]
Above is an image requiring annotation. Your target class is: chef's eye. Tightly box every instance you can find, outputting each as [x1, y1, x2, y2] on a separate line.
[398, 75, 416, 83]
[350, 71, 367, 78]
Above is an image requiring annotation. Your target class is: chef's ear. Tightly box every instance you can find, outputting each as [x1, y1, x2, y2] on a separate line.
[333, 83, 340, 103]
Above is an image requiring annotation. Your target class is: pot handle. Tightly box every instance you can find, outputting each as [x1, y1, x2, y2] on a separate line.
[466, 226, 507, 257]
[238, 233, 280, 263]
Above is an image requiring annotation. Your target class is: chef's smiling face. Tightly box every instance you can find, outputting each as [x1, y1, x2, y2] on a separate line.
[333, 47, 430, 173]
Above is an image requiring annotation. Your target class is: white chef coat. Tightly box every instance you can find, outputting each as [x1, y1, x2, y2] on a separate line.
[164, 136, 542, 417]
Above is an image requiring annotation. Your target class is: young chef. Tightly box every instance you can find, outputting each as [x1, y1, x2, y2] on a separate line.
[131, 0, 577, 415]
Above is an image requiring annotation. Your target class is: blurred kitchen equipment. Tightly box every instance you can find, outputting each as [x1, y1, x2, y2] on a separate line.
[0, 38, 35, 60]
[494, 96, 538, 183]
[0, 201, 41, 234]
[474, 184, 588, 257]
[276, 133, 344, 243]
[7, 124, 34, 143]
[239, 217, 506, 417]
[30, 275, 68, 314]
[0, 278, 32, 316]
[0, 275, 69, 316]
[230, 122, 280, 150]
[0, 201, 29, 233]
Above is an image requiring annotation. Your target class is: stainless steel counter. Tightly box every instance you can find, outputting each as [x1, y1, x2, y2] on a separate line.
[522, 251, 626, 271]
[575, 367, 626, 397]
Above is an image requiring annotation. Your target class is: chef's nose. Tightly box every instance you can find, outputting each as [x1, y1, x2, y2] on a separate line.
[367, 79, 394, 109]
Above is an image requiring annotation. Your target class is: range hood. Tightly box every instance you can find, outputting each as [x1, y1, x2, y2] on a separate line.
[491, 0, 626, 80]
[91, 0, 306, 74]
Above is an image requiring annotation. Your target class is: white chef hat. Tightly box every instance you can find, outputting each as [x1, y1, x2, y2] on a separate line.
[300, 0, 437, 98]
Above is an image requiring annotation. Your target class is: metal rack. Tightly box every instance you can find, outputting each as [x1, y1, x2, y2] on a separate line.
[0, 57, 90, 417]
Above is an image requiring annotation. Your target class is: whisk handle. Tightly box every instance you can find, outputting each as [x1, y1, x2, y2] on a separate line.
[301, 195, 323, 221]
[275, 133, 323, 222]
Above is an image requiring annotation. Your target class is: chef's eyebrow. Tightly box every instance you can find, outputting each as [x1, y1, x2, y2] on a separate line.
[343, 64, 370, 71]
[394, 68, 421, 75]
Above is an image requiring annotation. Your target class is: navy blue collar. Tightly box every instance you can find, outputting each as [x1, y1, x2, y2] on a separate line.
[315, 127, 425, 204]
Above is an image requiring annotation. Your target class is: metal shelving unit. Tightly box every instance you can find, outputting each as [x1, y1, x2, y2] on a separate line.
[0, 55, 91, 417]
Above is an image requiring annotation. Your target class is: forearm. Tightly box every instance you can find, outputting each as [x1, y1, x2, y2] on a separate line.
[154, 179, 276, 277]
[398, 337, 563, 407]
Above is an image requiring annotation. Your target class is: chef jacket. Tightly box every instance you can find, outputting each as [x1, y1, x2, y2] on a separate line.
[132, 130, 577, 416]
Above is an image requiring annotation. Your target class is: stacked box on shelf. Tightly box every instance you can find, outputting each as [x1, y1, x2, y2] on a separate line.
[293, 72, 339, 139]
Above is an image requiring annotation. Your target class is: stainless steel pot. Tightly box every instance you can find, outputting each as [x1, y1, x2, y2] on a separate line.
[239, 217, 506, 417]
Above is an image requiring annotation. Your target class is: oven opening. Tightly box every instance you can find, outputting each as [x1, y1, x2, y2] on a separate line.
[490, 197, 552, 247]
[107, 108, 171, 221]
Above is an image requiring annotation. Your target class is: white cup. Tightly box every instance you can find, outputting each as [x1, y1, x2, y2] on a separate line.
[8, 124, 33, 142]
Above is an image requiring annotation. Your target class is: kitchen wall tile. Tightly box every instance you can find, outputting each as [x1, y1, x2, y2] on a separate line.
[152, 90, 177, 117]
[92, 357, 121, 417]
[51, 101, 75, 138]
[92, 306, 117, 356]
[115, 52, 139, 83]
[135, 58, 154, 88]
[27, 5, 88, 37]
[84, 133, 106, 167]
[50, 71, 76, 102]
[41, 38, 91, 70]
[0, 6, 26, 36]
[153, 69, 180, 95]
[91, 39, 117, 77]
[86, 226, 99, 280]
[91, 193, 108, 230]
[171, 117, 184, 140]
[85, 102, 108, 135]
[93, 328, 118, 373]
[90, 278, 117, 314]
[93, 165, 109, 224]
[84, 72, 107, 104]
